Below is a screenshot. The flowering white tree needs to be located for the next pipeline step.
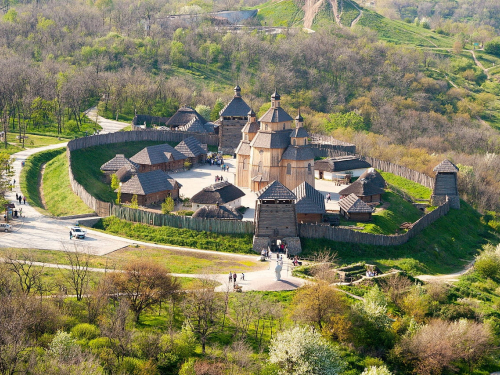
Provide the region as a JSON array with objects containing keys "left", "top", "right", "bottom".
[
  {"left": 268, "top": 326, "right": 345, "bottom": 375},
  {"left": 361, "top": 365, "right": 393, "bottom": 375}
]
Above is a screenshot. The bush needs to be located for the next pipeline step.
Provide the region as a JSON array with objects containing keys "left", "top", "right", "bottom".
[
  {"left": 88, "top": 337, "right": 112, "bottom": 351},
  {"left": 71, "top": 323, "right": 100, "bottom": 340},
  {"left": 485, "top": 38, "right": 500, "bottom": 57},
  {"left": 475, "top": 245, "right": 500, "bottom": 279}
]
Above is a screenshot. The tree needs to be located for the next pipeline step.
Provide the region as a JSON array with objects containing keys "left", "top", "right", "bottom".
[
  {"left": 4, "top": 252, "right": 45, "bottom": 294},
  {"left": 182, "top": 277, "right": 225, "bottom": 354},
  {"left": 268, "top": 326, "right": 346, "bottom": 375},
  {"left": 161, "top": 196, "right": 174, "bottom": 214},
  {"left": 484, "top": 38, "right": 500, "bottom": 57},
  {"left": 130, "top": 194, "right": 138, "bottom": 209},
  {"left": 106, "top": 260, "right": 180, "bottom": 323},
  {"left": 60, "top": 243, "right": 93, "bottom": 301},
  {"left": 110, "top": 174, "right": 119, "bottom": 190},
  {"left": 474, "top": 244, "right": 500, "bottom": 279},
  {"left": 0, "top": 152, "right": 13, "bottom": 207},
  {"left": 361, "top": 365, "right": 393, "bottom": 375},
  {"left": 291, "top": 281, "right": 346, "bottom": 330},
  {"left": 210, "top": 99, "right": 224, "bottom": 121}
]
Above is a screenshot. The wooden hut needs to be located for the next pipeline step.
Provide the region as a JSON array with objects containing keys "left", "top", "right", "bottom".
[
  {"left": 358, "top": 168, "right": 386, "bottom": 189},
  {"left": 338, "top": 178, "right": 385, "bottom": 203},
  {"left": 431, "top": 159, "right": 460, "bottom": 209},
  {"left": 339, "top": 193, "right": 374, "bottom": 222},
  {"left": 174, "top": 136, "right": 208, "bottom": 165},
  {"left": 292, "top": 181, "right": 326, "bottom": 223},
  {"left": 192, "top": 205, "right": 243, "bottom": 220},
  {"left": 117, "top": 170, "right": 181, "bottom": 206},
  {"left": 165, "top": 106, "right": 207, "bottom": 129},
  {"left": 314, "top": 156, "right": 371, "bottom": 181},
  {"left": 129, "top": 144, "right": 187, "bottom": 172},
  {"left": 100, "top": 154, "right": 139, "bottom": 181},
  {"left": 191, "top": 181, "right": 245, "bottom": 209}
]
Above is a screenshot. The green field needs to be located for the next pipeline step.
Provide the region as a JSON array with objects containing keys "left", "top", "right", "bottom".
[
  {"left": 7, "top": 133, "right": 69, "bottom": 149},
  {"left": 253, "top": 0, "right": 304, "bottom": 27}
]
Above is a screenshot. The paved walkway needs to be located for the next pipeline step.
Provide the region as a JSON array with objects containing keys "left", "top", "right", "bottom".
[{"left": 85, "top": 107, "right": 130, "bottom": 134}]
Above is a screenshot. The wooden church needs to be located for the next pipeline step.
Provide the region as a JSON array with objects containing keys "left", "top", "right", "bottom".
[{"left": 234, "top": 91, "right": 315, "bottom": 192}]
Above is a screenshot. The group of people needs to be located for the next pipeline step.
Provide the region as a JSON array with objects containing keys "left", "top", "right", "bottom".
[
  {"left": 228, "top": 271, "right": 244, "bottom": 285},
  {"left": 207, "top": 154, "right": 224, "bottom": 166},
  {"left": 215, "top": 175, "right": 227, "bottom": 183},
  {"left": 292, "top": 256, "right": 301, "bottom": 266},
  {"left": 220, "top": 164, "right": 229, "bottom": 172},
  {"left": 366, "top": 270, "right": 378, "bottom": 277},
  {"left": 15, "top": 193, "right": 26, "bottom": 205}
]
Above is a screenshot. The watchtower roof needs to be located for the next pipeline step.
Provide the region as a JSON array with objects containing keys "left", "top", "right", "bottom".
[
  {"left": 257, "top": 180, "right": 296, "bottom": 200},
  {"left": 433, "top": 159, "right": 459, "bottom": 173},
  {"left": 293, "top": 181, "right": 325, "bottom": 214}
]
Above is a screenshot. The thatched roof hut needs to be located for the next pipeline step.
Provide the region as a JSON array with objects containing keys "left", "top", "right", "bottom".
[
  {"left": 339, "top": 178, "right": 385, "bottom": 203},
  {"left": 192, "top": 205, "right": 242, "bottom": 220},
  {"left": 358, "top": 168, "right": 386, "bottom": 189}
]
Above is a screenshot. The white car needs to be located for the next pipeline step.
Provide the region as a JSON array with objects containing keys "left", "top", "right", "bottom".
[
  {"left": 70, "top": 226, "right": 86, "bottom": 239},
  {"left": 0, "top": 223, "right": 12, "bottom": 232}
]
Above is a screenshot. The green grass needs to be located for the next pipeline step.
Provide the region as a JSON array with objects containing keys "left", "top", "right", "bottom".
[
  {"left": 42, "top": 152, "right": 94, "bottom": 216},
  {"left": 71, "top": 141, "right": 173, "bottom": 202},
  {"left": 0, "top": 143, "right": 23, "bottom": 156},
  {"left": 340, "top": 0, "right": 360, "bottom": 27},
  {"left": 356, "top": 9, "right": 453, "bottom": 48},
  {"left": 312, "top": 0, "right": 335, "bottom": 28},
  {"left": 93, "top": 216, "right": 254, "bottom": 253},
  {"left": 19, "top": 148, "right": 66, "bottom": 211},
  {"left": 340, "top": 192, "right": 423, "bottom": 234},
  {"left": 302, "top": 200, "right": 498, "bottom": 276},
  {"left": 379, "top": 171, "right": 432, "bottom": 200},
  {"left": 253, "top": 0, "right": 305, "bottom": 27},
  {"left": 6, "top": 133, "right": 69, "bottom": 149}
]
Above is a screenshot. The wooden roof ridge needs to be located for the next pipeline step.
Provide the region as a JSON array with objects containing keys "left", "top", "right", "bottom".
[
  {"left": 339, "top": 193, "right": 373, "bottom": 213},
  {"left": 433, "top": 159, "right": 459, "bottom": 173},
  {"left": 101, "top": 154, "right": 139, "bottom": 172},
  {"left": 257, "top": 180, "right": 296, "bottom": 200},
  {"left": 358, "top": 168, "right": 387, "bottom": 188},
  {"left": 192, "top": 205, "right": 243, "bottom": 220},
  {"left": 338, "top": 178, "right": 385, "bottom": 197},
  {"left": 293, "top": 181, "right": 326, "bottom": 214},
  {"left": 191, "top": 181, "right": 245, "bottom": 204},
  {"left": 117, "top": 169, "right": 180, "bottom": 195}
]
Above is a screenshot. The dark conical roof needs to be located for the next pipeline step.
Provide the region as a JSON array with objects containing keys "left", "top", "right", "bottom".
[
  {"left": 433, "top": 159, "right": 459, "bottom": 173},
  {"left": 339, "top": 178, "right": 385, "bottom": 197},
  {"left": 257, "top": 180, "right": 296, "bottom": 200},
  {"left": 359, "top": 168, "right": 386, "bottom": 189},
  {"left": 295, "top": 109, "right": 303, "bottom": 122},
  {"left": 248, "top": 109, "right": 256, "bottom": 117},
  {"left": 271, "top": 89, "right": 280, "bottom": 100},
  {"left": 234, "top": 85, "right": 241, "bottom": 97}
]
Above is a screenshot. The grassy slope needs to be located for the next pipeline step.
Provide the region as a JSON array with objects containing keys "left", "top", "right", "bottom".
[
  {"left": 71, "top": 141, "right": 174, "bottom": 202},
  {"left": 253, "top": 0, "right": 304, "bottom": 27},
  {"left": 380, "top": 171, "right": 432, "bottom": 200},
  {"left": 43, "top": 152, "right": 94, "bottom": 216},
  {"left": 20, "top": 148, "right": 66, "bottom": 212},
  {"left": 6, "top": 133, "right": 70, "bottom": 149}
]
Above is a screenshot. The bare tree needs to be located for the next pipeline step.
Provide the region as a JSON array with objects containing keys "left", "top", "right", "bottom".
[
  {"left": 99, "top": 298, "right": 133, "bottom": 361},
  {"left": 182, "top": 276, "right": 225, "bottom": 354},
  {"left": 380, "top": 272, "right": 413, "bottom": 306},
  {"left": 60, "top": 242, "right": 95, "bottom": 301},
  {"left": 4, "top": 251, "right": 45, "bottom": 295}
]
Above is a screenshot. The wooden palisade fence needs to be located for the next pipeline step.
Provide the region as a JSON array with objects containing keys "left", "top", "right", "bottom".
[{"left": 299, "top": 200, "right": 450, "bottom": 245}]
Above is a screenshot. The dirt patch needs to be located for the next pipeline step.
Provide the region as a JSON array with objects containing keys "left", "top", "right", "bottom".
[
  {"left": 39, "top": 163, "right": 47, "bottom": 210},
  {"left": 303, "top": 0, "right": 325, "bottom": 29}
]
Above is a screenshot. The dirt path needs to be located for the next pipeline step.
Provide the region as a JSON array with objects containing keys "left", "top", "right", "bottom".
[
  {"left": 348, "top": 0, "right": 363, "bottom": 27},
  {"left": 39, "top": 163, "right": 48, "bottom": 210},
  {"left": 467, "top": 49, "right": 490, "bottom": 79},
  {"left": 416, "top": 261, "right": 474, "bottom": 282},
  {"left": 303, "top": 0, "right": 326, "bottom": 29}
]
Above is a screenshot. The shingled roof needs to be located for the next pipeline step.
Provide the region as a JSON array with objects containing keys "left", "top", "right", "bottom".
[
  {"left": 433, "top": 159, "right": 459, "bottom": 173},
  {"left": 281, "top": 145, "right": 315, "bottom": 161},
  {"left": 117, "top": 170, "right": 181, "bottom": 195},
  {"left": 177, "top": 118, "right": 209, "bottom": 133},
  {"left": 257, "top": 180, "right": 296, "bottom": 200},
  {"left": 192, "top": 205, "right": 243, "bottom": 220},
  {"left": 130, "top": 144, "right": 186, "bottom": 165},
  {"left": 101, "top": 154, "right": 139, "bottom": 172},
  {"left": 314, "top": 156, "right": 371, "bottom": 172},
  {"left": 359, "top": 168, "right": 386, "bottom": 189},
  {"left": 235, "top": 141, "right": 251, "bottom": 156},
  {"left": 219, "top": 96, "right": 251, "bottom": 117},
  {"left": 339, "top": 178, "right": 385, "bottom": 197},
  {"left": 115, "top": 164, "right": 138, "bottom": 183},
  {"left": 290, "top": 126, "right": 308, "bottom": 138},
  {"left": 259, "top": 106, "right": 294, "bottom": 123},
  {"left": 174, "top": 136, "right": 208, "bottom": 158},
  {"left": 293, "top": 182, "right": 325, "bottom": 214},
  {"left": 339, "top": 193, "right": 374, "bottom": 213},
  {"left": 165, "top": 107, "right": 207, "bottom": 128},
  {"left": 250, "top": 130, "right": 291, "bottom": 149},
  {"left": 191, "top": 181, "right": 245, "bottom": 205},
  {"left": 241, "top": 120, "right": 260, "bottom": 134}
]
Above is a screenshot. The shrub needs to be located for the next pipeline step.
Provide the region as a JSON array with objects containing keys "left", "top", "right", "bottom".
[
  {"left": 88, "top": 337, "right": 112, "bottom": 351},
  {"left": 71, "top": 323, "right": 100, "bottom": 340},
  {"left": 475, "top": 245, "right": 500, "bottom": 279},
  {"left": 117, "top": 357, "right": 145, "bottom": 375},
  {"left": 485, "top": 38, "right": 500, "bottom": 57}
]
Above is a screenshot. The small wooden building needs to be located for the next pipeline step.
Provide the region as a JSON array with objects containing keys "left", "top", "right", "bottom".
[
  {"left": 100, "top": 154, "right": 139, "bottom": 182},
  {"left": 192, "top": 205, "right": 243, "bottom": 220},
  {"left": 191, "top": 181, "right": 245, "bottom": 210},
  {"left": 431, "top": 159, "right": 460, "bottom": 209},
  {"left": 293, "top": 181, "right": 326, "bottom": 223},
  {"left": 339, "top": 193, "right": 374, "bottom": 222},
  {"left": 314, "top": 156, "right": 371, "bottom": 181},
  {"left": 165, "top": 106, "right": 207, "bottom": 129},
  {"left": 174, "top": 136, "right": 208, "bottom": 165},
  {"left": 358, "top": 168, "right": 386, "bottom": 189},
  {"left": 339, "top": 178, "right": 385, "bottom": 203},
  {"left": 129, "top": 143, "right": 187, "bottom": 173},
  {"left": 117, "top": 170, "right": 181, "bottom": 206}
]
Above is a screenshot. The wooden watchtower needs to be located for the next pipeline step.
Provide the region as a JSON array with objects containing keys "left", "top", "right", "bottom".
[
  {"left": 431, "top": 160, "right": 460, "bottom": 209},
  {"left": 252, "top": 180, "right": 302, "bottom": 255}
]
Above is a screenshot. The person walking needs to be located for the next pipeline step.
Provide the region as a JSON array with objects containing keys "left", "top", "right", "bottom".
[
  {"left": 15, "top": 193, "right": 18, "bottom": 201},
  {"left": 229, "top": 271, "right": 233, "bottom": 283},
  {"left": 18, "top": 195, "right": 21, "bottom": 204},
  {"left": 23, "top": 196, "right": 26, "bottom": 205},
  {"left": 19, "top": 208, "right": 22, "bottom": 217},
  {"left": 69, "top": 230, "right": 73, "bottom": 240},
  {"left": 233, "top": 272, "right": 237, "bottom": 285},
  {"left": 241, "top": 273, "right": 245, "bottom": 281},
  {"left": 326, "top": 193, "right": 331, "bottom": 202}
]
